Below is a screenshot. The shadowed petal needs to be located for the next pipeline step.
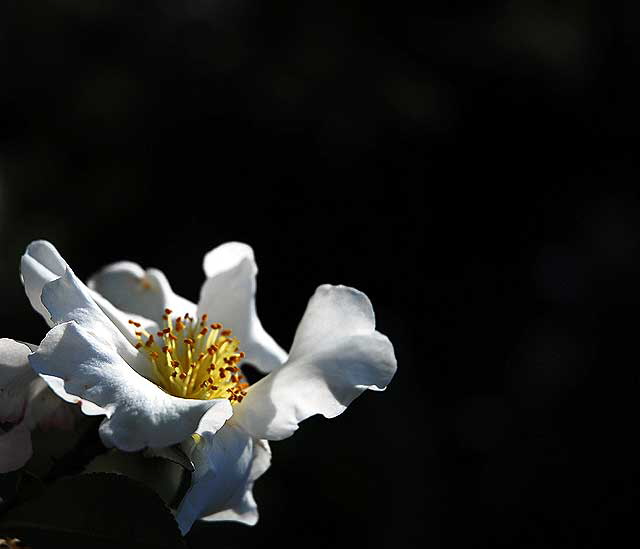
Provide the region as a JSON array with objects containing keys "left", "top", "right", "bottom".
[
  {"left": 0, "top": 338, "right": 65, "bottom": 472},
  {"left": 175, "top": 423, "right": 263, "bottom": 534},
  {"left": 88, "top": 261, "right": 196, "bottom": 325},
  {"left": 198, "top": 433, "right": 271, "bottom": 526},
  {"left": 0, "top": 338, "right": 36, "bottom": 422},
  {"left": 0, "top": 423, "right": 32, "bottom": 473}
]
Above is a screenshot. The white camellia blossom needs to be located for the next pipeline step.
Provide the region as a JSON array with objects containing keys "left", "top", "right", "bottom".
[{"left": 20, "top": 240, "right": 397, "bottom": 534}]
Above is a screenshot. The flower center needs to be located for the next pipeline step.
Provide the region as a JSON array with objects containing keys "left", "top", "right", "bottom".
[{"left": 128, "top": 309, "right": 248, "bottom": 403}]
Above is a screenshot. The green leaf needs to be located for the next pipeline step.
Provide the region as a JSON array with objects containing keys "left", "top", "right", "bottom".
[
  {"left": 0, "top": 473, "right": 187, "bottom": 548},
  {"left": 84, "top": 448, "right": 191, "bottom": 508}
]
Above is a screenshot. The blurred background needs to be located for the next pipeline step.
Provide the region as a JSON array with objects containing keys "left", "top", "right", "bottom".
[{"left": 1, "top": 1, "right": 639, "bottom": 547}]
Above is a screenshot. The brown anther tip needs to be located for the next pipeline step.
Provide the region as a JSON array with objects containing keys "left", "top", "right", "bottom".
[
  {"left": 230, "top": 375, "right": 238, "bottom": 383},
  {"left": 157, "top": 331, "right": 164, "bottom": 337},
  {"left": 237, "top": 395, "right": 244, "bottom": 402},
  {"left": 184, "top": 338, "right": 194, "bottom": 345},
  {"left": 162, "top": 315, "right": 168, "bottom": 320},
  {"left": 239, "top": 352, "right": 246, "bottom": 358},
  {"left": 162, "top": 328, "right": 171, "bottom": 334},
  {"left": 200, "top": 327, "right": 208, "bottom": 335},
  {"left": 128, "top": 320, "right": 141, "bottom": 327},
  {"left": 135, "top": 343, "right": 143, "bottom": 349},
  {"left": 211, "top": 385, "right": 218, "bottom": 390},
  {"left": 150, "top": 352, "right": 159, "bottom": 358},
  {"left": 179, "top": 372, "right": 187, "bottom": 379},
  {"left": 171, "top": 372, "right": 177, "bottom": 377},
  {"left": 171, "top": 360, "right": 180, "bottom": 367},
  {"left": 211, "top": 323, "right": 222, "bottom": 330},
  {"left": 201, "top": 314, "right": 208, "bottom": 322},
  {"left": 165, "top": 308, "right": 173, "bottom": 315},
  {"left": 169, "top": 334, "right": 177, "bottom": 340},
  {"left": 135, "top": 331, "right": 143, "bottom": 336},
  {"left": 221, "top": 329, "right": 232, "bottom": 336},
  {"left": 162, "top": 345, "right": 170, "bottom": 353}
]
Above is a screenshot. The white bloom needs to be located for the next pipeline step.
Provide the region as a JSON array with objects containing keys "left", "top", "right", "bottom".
[{"left": 20, "top": 240, "right": 397, "bottom": 534}]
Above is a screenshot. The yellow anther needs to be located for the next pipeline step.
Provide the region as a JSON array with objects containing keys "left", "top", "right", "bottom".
[{"left": 129, "top": 310, "right": 246, "bottom": 403}]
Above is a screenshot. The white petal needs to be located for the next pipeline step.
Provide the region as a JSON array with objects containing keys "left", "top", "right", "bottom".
[
  {"left": 287, "top": 284, "right": 376, "bottom": 362},
  {"left": 0, "top": 423, "right": 32, "bottom": 473},
  {"left": 0, "top": 338, "right": 66, "bottom": 472},
  {"left": 232, "top": 285, "right": 397, "bottom": 440},
  {"left": 197, "top": 242, "right": 286, "bottom": 373},
  {"left": 87, "top": 261, "right": 196, "bottom": 325},
  {"left": 198, "top": 434, "right": 271, "bottom": 527},
  {"left": 0, "top": 338, "right": 36, "bottom": 422},
  {"left": 28, "top": 321, "right": 233, "bottom": 452},
  {"left": 23, "top": 376, "right": 69, "bottom": 430},
  {"left": 175, "top": 423, "right": 263, "bottom": 534},
  {"left": 21, "top": 241, "right": 153, "bottom": 380},
  {"left": 20, "top": 240, "right": 68, "bottom": 325}
]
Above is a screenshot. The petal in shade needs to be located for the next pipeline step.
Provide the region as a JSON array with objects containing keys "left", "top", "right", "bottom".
[
  {"left": 232, "top": 285, "right": 397, "bottom": 440},
  {"left": 197, "top": 242, "right": 286, "bottom": 374},
  {"left": 87, "top": 261, "right": 196, "bottom": 325},
  {"left": 0, "top": 338, "right": 36, "bottom": 422},
  {"left": 175, "top": 423, "right": 266, "bottom": 534},
  {"left": 0, "top": 423, "right": 32, "bottom": 473},
  {"left": 198, "top": 433, "right": 271, "bottom": 527},
  {"left": 0, "top": 338, "right": 35, "bottom": 472},
  {"left": 0, "top": 338, "right": 66, "bottom": 472},
  {"left": 28, "top": 321, "right": 233, "bottom": 452}
]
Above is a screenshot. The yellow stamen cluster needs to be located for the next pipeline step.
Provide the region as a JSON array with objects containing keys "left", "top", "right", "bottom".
[{"left": 129, "top": 309, "right": 248, "bottom": 403}]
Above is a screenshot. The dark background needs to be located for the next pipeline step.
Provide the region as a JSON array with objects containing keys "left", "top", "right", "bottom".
[{"left": 1, "top": 1, "right": 639, "bottom": 547}]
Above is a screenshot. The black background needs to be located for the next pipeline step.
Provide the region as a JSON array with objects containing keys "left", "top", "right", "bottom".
[{"left": 1, "top": 1, "right": 639, "bottom": 548}]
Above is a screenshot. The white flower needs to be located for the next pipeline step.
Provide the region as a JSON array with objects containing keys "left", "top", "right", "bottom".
[
  {"left": 0, "top": 339, "right": 73, "bottom": 473},
  {"left": 20, "top": 240, "right": 397, "bottom": 534}
]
